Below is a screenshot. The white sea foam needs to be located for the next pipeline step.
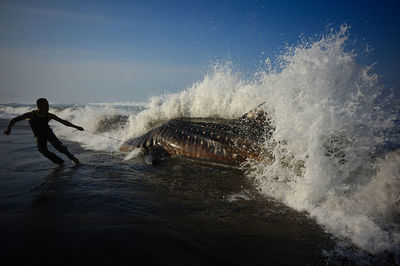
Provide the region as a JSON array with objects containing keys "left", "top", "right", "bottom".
[
  {"left": 227, "top": 192, "right": 251, "bottom": 202},
  {"left": 244, "top": 26, "right": 399, "bottom": 259},
  {"left": 0, "top": 105, "right": 35, "bottom": 119}
]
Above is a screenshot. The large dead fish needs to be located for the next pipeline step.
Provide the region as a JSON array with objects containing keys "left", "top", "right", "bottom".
[{"left": 120, "top": 108, "right": 273, "bottom": 165}]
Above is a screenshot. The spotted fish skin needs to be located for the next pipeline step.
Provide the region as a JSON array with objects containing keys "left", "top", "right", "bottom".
[{"left": 120, "top": 117, "right": 271, "bottom": 164}]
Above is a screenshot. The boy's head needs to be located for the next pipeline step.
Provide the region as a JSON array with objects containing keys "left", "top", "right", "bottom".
[{"left": 36, "top": 98, "right": 49, "bottom": 112}]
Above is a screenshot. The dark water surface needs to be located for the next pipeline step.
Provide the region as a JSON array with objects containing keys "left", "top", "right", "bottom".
[{"left": 0, "top": 119, "right": 335, "bottom": 265}]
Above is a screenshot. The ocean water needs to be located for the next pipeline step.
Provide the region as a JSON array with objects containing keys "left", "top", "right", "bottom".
[{"left": 1, "top": 27, "right": 399, "bottom": 265}]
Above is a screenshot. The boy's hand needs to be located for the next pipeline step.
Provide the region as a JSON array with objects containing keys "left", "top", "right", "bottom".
[
  {"left": 3, "top": 128, "right": 11, "bottom": 135},
  {"left": 76, "top": 126, "right": 84, "bottom": 131}
]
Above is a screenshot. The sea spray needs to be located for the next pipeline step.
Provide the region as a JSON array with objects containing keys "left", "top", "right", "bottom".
[
  {"left": 51, "top": 103, "right": 146, "bottom": 151},
  {"left": 247, "top": 26, "right": 399, "bottom": 259},
  {"left": 124, "top": 63, "right": 261, "bottom": 137}
]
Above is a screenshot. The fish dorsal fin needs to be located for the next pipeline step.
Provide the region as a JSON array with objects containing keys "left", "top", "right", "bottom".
[{"left": 241, "top": 102, "right": 266, "bottom": 121}]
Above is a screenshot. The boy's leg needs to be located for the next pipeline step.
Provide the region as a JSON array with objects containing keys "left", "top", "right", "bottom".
[
  {"left": 35, "top": 136, "right": 64, "bottom": 165},
  {"left": 48, "top": 131, "right": 79, "bottom": 164}
]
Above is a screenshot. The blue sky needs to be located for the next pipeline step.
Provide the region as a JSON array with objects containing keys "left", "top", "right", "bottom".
[{"left": 0, "top": 0, "right": 399, "bottom": 103}]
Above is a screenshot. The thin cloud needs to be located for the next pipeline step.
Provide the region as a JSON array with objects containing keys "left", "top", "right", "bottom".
[
  {"left": 0, "top": 3, "right": 128, "bottom": 25},
  {"left": 0, "top": 48, "right": 102, "bottom": 58},
  {"left": 0, "top": 49, "right": 203, "bottom": 103}
]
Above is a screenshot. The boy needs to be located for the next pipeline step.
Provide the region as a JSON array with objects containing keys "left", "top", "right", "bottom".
[{"left": 3, "top": 98, "right": 84, "bottom": 167}]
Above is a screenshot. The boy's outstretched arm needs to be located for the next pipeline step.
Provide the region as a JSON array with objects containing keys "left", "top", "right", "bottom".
[
  {"left": 3, "top": 112, "right": 32, "bottom": 135},
  {"left": 49, "top": 113, "right": 84, "bottom": 131}
]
